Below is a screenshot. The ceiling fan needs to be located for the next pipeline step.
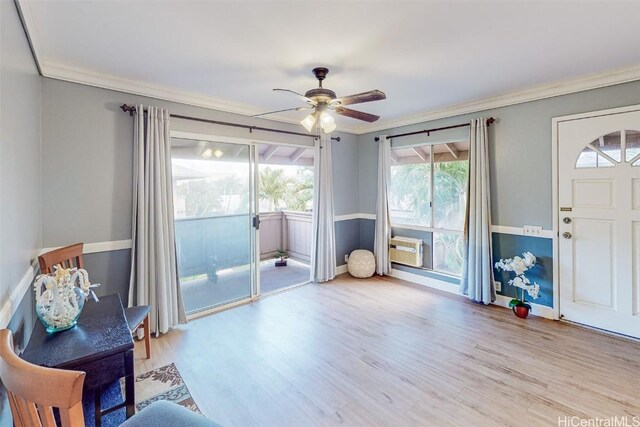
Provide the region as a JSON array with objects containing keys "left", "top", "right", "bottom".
[{"left": 253, "top": 67, "right": 386, "bottom": 133}]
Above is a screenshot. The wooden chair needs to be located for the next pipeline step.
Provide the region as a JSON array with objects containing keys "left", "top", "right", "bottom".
[
  {"left": 38, "top": 243, "right": 152, "bottom": 359},
  {"left": 0, "top": 329, "right": 86, "bottom": 426},
  {"left": 1, "top": 329, "right": 220, "bottom": 427}
]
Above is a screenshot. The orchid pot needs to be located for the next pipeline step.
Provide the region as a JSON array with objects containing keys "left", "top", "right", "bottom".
[{"left": 495, "top": 252, "right": 541, "bottom": 320}]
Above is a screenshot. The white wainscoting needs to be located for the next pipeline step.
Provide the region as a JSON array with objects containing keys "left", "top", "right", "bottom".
[
  {"left": 0, "top": 260, "right": 39, "bottom": 329},
  {"left": 0, "top": 241, "right": 133, "bottom": 329},
  {"left": 389, "top": 267, "right": 554, "bottom": 320}
]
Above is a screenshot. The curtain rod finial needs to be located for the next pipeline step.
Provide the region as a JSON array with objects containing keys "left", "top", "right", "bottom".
[{"left": 120, "top": 104, "right": 136, "bottom": 116}]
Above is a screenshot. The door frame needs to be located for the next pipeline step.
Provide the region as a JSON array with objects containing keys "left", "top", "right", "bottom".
[
  {"left": 171, "top": 130, "right": 315, "bottom": 318},
  {"left": 551, "top": 103, "right": 640, "bottom": 322}
]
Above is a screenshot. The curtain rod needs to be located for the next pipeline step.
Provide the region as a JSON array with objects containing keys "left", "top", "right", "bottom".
[
  {"left": 119, "top": 104, "right": 341, "bottom": 142},
  {"left": 374, "top": 117, "right": 495, "bottom": 142}
]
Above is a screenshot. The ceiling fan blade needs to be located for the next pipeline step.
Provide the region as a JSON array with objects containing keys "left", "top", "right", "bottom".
[
  {"left": 251, "top": 106, "right": 312, "bottom": 118},
  {"left": 273, "top": 89, "right": 317, "bottom": 105},
  {"left": 334, "top": 107, "right": 380, "bottom": 123},
  {"left": 332, "top": 90, "right": 386, "bottom": 106}
]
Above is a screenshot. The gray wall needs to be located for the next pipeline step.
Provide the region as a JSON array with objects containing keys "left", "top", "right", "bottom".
[
  {"left": 1, "top": 0, "right": 43, "bottom": 421},
  {"left": 0, "top": 0, "right": 42, "bottom": 337},
  {"left": 41, "top": 79, "right": 361, "bottom": 247},
  {"left": 358, "top": 80, "right": 640, "bottom": 229},
  {"left": 40, "top": 79, "right": 363, "bottom": 289},
  {"left": 357, "top": 80, "right": 640, "bottom": 303}
]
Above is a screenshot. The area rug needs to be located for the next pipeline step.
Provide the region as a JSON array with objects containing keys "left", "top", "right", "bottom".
[
  {"left": 82, "top": 363, "right": 200, "bottom": 426},
  {"left": 134, "top": 363, "right": 201, "bottom": 413}
]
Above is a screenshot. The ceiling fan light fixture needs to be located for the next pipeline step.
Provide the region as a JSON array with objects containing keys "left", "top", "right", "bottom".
[
  {"left": 201, "top": 147, "right": 213, "bottom": 159},
  {"left": 300, "top": 113, "right": 316, "bottom": 132},
  {"left": 321, "top": 112, "right": 335, "bottom": 126},
  {"left": 322, "top": 122, "right": 337, "bottom": 133}
]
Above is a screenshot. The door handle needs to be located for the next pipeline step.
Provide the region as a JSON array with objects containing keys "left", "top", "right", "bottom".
[
  {"left": 562, "top": 232, "right": 572, "bottom": 239},
  {"left": 253, "top": 215, "right": 260, "bottom": 230}
]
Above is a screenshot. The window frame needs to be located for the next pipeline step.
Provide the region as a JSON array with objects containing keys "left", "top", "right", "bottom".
[{"left": 388, "top": 140, "right": 469, "bottom": 277}]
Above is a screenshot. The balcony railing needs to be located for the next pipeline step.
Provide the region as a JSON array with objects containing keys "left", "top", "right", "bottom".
[{"left": 174, "top": 211, "right": 312, "bottom": 278}]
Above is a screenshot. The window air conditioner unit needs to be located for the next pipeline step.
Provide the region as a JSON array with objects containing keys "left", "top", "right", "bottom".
[{"left": 389, "top": 236, "right": 423, "bottom": 268}]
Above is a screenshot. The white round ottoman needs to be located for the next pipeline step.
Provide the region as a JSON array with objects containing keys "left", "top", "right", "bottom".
[{"left": 347, "top": 249, "right": 376, "bottom": 278}]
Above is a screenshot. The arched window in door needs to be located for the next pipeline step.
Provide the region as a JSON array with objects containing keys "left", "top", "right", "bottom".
[{"left": 576, "top": 130, "right": 640, "bottom": 168}]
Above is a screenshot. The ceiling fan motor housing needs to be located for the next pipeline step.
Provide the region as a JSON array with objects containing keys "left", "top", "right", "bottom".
[
  {"left": 305, "top": 67, "right": 337, "bottom": 103},
  {"left": 304, "top": 88, "right": 337, "bottom": 104}
]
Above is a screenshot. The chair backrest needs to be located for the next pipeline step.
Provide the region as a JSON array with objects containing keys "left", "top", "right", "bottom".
[
  {"left": 38, "top": 243, "right": 84, "bottom": 274},
  {"left": 0, "top": 329, "right": 86, "bottom": 427}
]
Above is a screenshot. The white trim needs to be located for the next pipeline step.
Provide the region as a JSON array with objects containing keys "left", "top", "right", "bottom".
[
  {"left": 14, "top": 0, "right": 42, "bottom": 73},
  {"left": 336, "top": 264, "right": 349, "bottom": 275},
  {"left": 389, "top": 268, "right": 460, "bottom": 294},
  {"left": 389, "top": 223, "right": 554, "bottom": 239},
  {"left": 14, "top": 0, "right": 640, "bottom": 136},
  {"left": 40, "top": 60, "right": 640, "bottom": 136},
  {"left": 392, "top": 223, "right": 463, "bottom": 235},
  {"left": 352, "top": 64, "right": 640, "bottom": 134},
  {"left": 170, "top": 130, "right": 314, "bottom": 150},
  {"left": 389, "top": 268, "right": 554, "bottom": 319},
  {"left": 0, "top": 260, "right": 39, "bottom": 329},
  {"left": 334, "top": 213, "right": 376, "bottom": 222},
  {"left": 552, "top": 115, "right": 561, "bottom": 320},
  {"left": 40, "top": 239, "right": 133, "bottom": 256},
  {"left": 490, "top": 225, "right": 555, "bottom": 239}
]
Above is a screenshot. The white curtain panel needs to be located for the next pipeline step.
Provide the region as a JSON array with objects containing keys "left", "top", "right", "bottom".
[
  {"left": 460, "top": 118, "right": 496, "bottom": 304},
  {"left": 129, "top": 105, "right": 186, "bottom": 335},
  {"left": 310, "top": 133, "right": 337, "bottom": 282},
  {"left": 374, "top": 135, "right": 391, "bottom": 275}
]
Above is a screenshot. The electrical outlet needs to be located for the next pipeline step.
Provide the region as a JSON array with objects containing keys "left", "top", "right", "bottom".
[
  {"left": 494, "top": 281, "right": 502, "bottom": 292},
  {"left": 523, "top": 225, "right": 543, "bottom": 236},
  {"left": 344, "top": 254, "right": 349, "bottom": 263}
]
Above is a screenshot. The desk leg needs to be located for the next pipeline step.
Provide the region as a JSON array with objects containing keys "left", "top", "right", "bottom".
[
  {"left": 94, "top": 385, "right": 102, "bottom": 427},
  {"left": 124, "top": 349, "right": 135, "bottom": 418}
]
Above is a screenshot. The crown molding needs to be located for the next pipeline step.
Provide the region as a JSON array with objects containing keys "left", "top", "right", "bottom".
[
  {"left": 41, "top": 61, "right": 279, "bottom": 121},
  {"left": 353, "top": 63, "right": 640, "bottom": 134},
  {"left": 14, "top": 0, "right": 43, "bottom": 74},
  {"left": 41, "top": 60, "right": 364, "bottom": 133}
]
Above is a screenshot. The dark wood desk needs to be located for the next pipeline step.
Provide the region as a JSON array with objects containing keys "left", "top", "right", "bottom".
[{"left": 22, "top": 294, "right": 135, "bottom": 426}]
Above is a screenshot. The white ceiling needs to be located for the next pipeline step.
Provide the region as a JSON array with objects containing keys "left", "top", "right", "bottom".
[{"left": 22, "top": 0, "right": 640, "bottom": 133}]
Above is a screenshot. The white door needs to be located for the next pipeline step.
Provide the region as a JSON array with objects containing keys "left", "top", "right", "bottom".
[{"left": 558, "top": 109, "right": 640, "bottom": 338}]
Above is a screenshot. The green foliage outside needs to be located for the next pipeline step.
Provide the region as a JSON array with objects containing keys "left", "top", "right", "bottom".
[
  {"left": 175, "top": 174, "right": 246, "bottom": 218},
  {"left": 259, "top": 166, "right": 313, "bottom": 212},
  {"left": 390, "top": 159, "right": 469, "bottom": 274}
]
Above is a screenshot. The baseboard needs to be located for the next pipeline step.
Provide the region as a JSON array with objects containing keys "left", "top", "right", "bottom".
[
  {"left": 336, "top": 264, "right": 349, "bottom": 275},
  {"left": 389, "top": 268, "right": 460, "bottom": 294},
  {"left": 389, "top": 268, "right": 554, "bottom": 319},
  {"left": 493, "top": 294, "right": 555, "bottom": 319},
  {"left": 0, "top": 260, "right": 39, "bottom": 329}
]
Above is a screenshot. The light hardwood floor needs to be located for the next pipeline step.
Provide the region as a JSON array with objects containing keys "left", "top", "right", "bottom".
[{"left": 133, "top": 274, "right": 640, "bottom": 426}]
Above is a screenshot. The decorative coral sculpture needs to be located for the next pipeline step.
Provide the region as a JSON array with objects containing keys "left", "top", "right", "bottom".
[{"left": 33, "top": 265, "right": 100, "bottom": 333}]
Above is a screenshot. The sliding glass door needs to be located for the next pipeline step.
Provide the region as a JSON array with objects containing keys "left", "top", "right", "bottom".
[{"left": 171, "top": 137, "right": 258, "bottom": 315}]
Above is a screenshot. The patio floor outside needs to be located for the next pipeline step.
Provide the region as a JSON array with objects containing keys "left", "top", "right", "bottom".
[{"left": 181, "top": 258, "right": 311, "bottom": 314}]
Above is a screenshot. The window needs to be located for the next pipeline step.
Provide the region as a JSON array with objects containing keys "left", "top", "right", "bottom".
[
  {"left": 389, "top": 142, "right": 469, "bottom": 276},
  {"left": 575, "top": 130, "right": 640, "bottom": 168}
]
